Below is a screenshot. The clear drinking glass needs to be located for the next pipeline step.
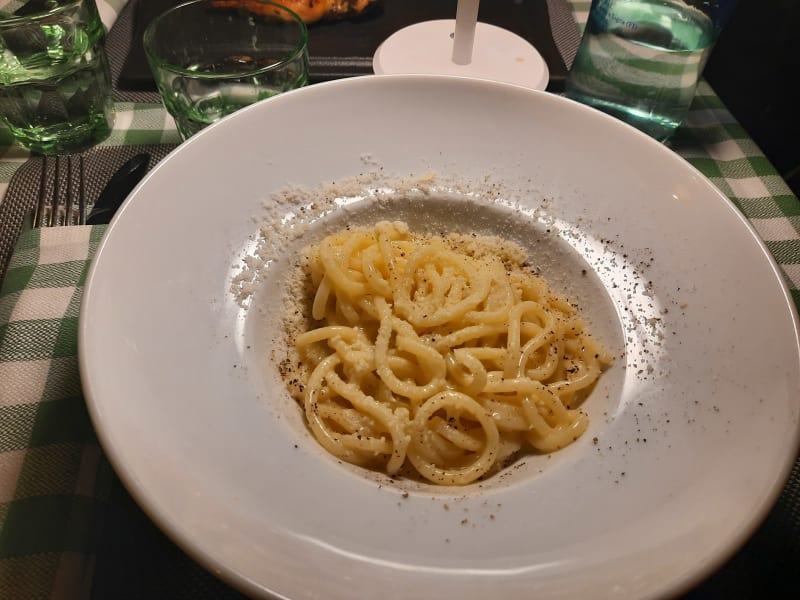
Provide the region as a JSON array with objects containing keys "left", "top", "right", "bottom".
[
  {"left": 0, "top": 0, "right": 115, "bottom": 154},
  {"left": 564, "top": 0, "right": 737, "bottom": 142},
  {"left": 144, "top": 0, "right": 309, "bottom": 140}
]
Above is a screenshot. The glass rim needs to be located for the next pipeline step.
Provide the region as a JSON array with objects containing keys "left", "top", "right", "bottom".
[
  {"left": 0, "top": 0, "right": 85, "bottom": 27},
  {"left": 143, "top": 0, "right": 309, "bottom": 79}
]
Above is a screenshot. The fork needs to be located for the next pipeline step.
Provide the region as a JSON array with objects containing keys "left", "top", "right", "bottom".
[{"left": 32, "top": 154, "right": 86, "bottom": 228}]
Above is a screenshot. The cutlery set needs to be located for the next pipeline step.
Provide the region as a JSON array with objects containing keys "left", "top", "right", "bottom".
[{"left": 30, "top": 153, "right": 150, "bottom": 228}]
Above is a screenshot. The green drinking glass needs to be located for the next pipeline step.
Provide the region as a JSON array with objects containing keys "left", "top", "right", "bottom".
[
  {"left": 0, "top": 0, "right": 114, "bottom": 154},
  {"left": 144, "top": 0, "right": 309, "bottom": 140}
]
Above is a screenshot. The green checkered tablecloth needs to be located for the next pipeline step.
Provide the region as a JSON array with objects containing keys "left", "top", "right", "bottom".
[
  {"left": 0, "top": 226, "right": 109, "bottom": 600},
  {"left": 1, "top": 1, "right": 799, "bottom": 599}
]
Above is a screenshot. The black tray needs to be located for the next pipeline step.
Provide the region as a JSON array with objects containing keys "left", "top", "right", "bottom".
[{"left": 119, "top": 0, "right": 569, "bottom": 92}]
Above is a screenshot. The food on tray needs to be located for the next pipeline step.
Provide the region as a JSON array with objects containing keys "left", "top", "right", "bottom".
[{"left": 211, "top": 0, "right": 379, "bottom": 23}]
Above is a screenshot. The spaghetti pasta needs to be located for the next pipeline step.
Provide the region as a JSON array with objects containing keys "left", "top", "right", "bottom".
[{"left": 287, "top": 221, "right": 612, "bottom": 485}]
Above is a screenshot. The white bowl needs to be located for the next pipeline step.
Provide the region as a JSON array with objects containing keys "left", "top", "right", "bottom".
[{"left": 79, "top": 75, "right": 800, "bottom": 599}]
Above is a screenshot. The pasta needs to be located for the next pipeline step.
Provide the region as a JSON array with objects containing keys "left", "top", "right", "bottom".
[{"left": 286, "top": 221, "right": 612, "bottom": 485}]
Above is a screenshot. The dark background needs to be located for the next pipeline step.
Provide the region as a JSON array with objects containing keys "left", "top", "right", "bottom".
[{"left": 703, "top": 0, "right": 800, "bottom": 197}]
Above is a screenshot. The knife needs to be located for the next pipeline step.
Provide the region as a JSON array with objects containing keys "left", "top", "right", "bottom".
[{"left": 86, "top": 153, "right": 151, "bottom": 225}]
